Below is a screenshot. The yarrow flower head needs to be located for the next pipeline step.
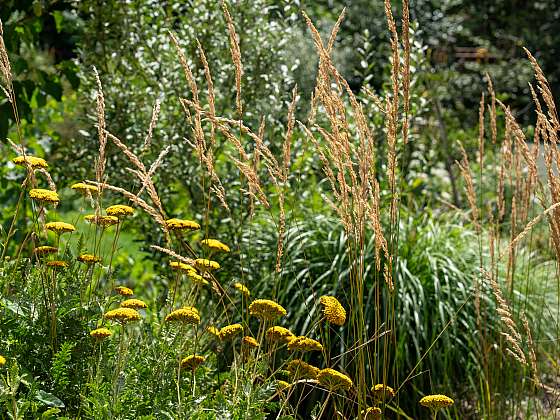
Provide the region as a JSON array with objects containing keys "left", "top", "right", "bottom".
[
  {"left": 287, "top": 336, "right": 323, "bottom": 352},
  {"left": 181, "top": 355, "right": 205, "bottom": 370},
  {"left": 105, "top": 205, "right": 134, "bottom": 217},
  {"left": 115, "top": 286, "right": 133, "bottom": 296},
  {"left": 90, "top": 327, "right": 112, "bottom": 340},
  {"left": 200, "top": 238, "right": 230, "bottom": 253},
  {"left": 29, "top": 189, "right": 59, "bottom": 204},
  {"left": 249, "top": 299, "right": 287, "bottom": 321},
  {"left": 317, "top": 368, "right": 353, "bottom": 392},
  {"left": 169, "top": 261, "right": 196, "bottom": 273},
  {"left": 104, "top": 308, "right": 141, "bottom": 324},
  {"left": 207, "top": 326, "right": 220, "bottom": 337},
  {"left": 34, "top": 246, "right": 58, "bottom": 256},
  {"left": 287, "top": 359, "right": 320, "bottom": 380},
  {"left": 120, "top": 299, "right": 147, "bottom": 309},
  {"left": 70, "top": 182, "right": 99, "bottom": 195},
  {"left": 242, "top": 336, "right": 259, "bottom": 349},
  {"left": 77, "top": 253, "right": 101, "bottom": 264},
  {"left": 187, "top": 271, "right": 209, "bottom": 286},
  {"left": 0, "top": 355, "right": 5, "bottom": 366},
  {"left": 165, "top": 218, "right": 200, "bottom": 231},
  {"left": 219, "top": 323, "right": 243, "bottom": 341},
  {"left": 266, "top": 326, "right": 295, "bottom": 344},
  {"left": 371, "top": 384, "right": 396, "bottom": 401},
  {"left": 85, "top": 214, "right": 119, "bottom": 227},
  {"left": 194, "top": 259, "right": 220, "bottom": 271},
  {"left": 362, "top": 407, "right": 382, "bottom": 419},
  {"left": 47, "top": 260, "right": 69, "bottom": 269},
  {"left": 233, "top": 282, "right": 250, "bottom": 297},
  {"left": 419, "top": 394, "right": 454, "bottom": 410},
  {"left": 319, "top": 296, "right": 346, "bottom": 326},
  {"left": 276, "top": 380, "right": 290, "bottom": 391},
  {"left": 165, "top": 307, "right": 200, "bottom": 324},
  {"left": 13, "top": 155, "right": 48, "bottom": 169},
  {"left": 45, "top": 221, "right": 76, "bottom": 235}
]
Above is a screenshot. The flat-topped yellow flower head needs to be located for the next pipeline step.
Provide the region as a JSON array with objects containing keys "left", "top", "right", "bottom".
[
  {"left": 120, "top": 299, "right": 147, "bottom": 309},
  {"left": 242, "top": 336, "right": 259, "bottom": 349},
  {"left": 104, "top": 308, "right": 141, "bottom": 323},
  {"left": 362, "top": 407, "right": 382, "bottom": 419},
  {"left": 419, "top": 394, "right": 454, "bottom": 410},
  {"left": 186, "top": 271, "right": 209, "bottom": 286},
  {"left": 181, "top": 354, "right": 205, "bottom": 370},
  {"left": 165, "top": 307, "right": 200, "bottom": 324},
  {"left": 13, "top": 155, "right": 48, "bottom": 169},
  {"left": 194, "top": 259, "right": 220, "bottom": 271},
  {"left": 45, "top": 222, "right": 76, "bottom": 234},
  {"left": 115, "top": 286, "right": 133, "bottom": 296},
  {"left": 85, "top": 215, "right": 119, "bottom": 227},
  {"left": 90, "top": 327, "right": 112, "bottom": 340},
  {"left": 169, "top": 261, "right": 196, "bottom": 273},
  {"left": 219, "top": 323, "right": 243, "bottom": 341},
  {"left": 317, "top": 368, "right": 353, "bottom": 392},
  {"left": 207, "top": 326, "right": 220, "bottom": 337},
  {"left": 165, "top": 218, "right": 200, "bottom": 231},
  {"left": 200, "top": 238, "right": 230, "bottom": 253},
  {"left": 0, "top": 355, "right": 6, "bottom": 367},
  {"left": 287, "top": 359, "right": 320, "bottom": 380},
  {"left": 233, "top": 282, "right": 250, "bottom": 297},
  {"left": 70, "top": 182, "right": 99, "bottom": 195},
  {"left": 319, "top": 295, "right": 346, "bottom": 326},
  {"left": 34, "top": 246, "right": 58, "bottom": 256},
  {"left": 47, "top": 260, "right": 69, "bottom": 269},
  {"left": 105, "top": 205, "right": 134, "bottom": 217},
  {"left": 265, "top": 326, "right": 295, "bottom": 344},
  {"left": 77, "top": 254, "right": 101, "bottom": 265},
  {"left": 249, "top": 299, "right": 286, "bottom": 321},
  {"left": 29, "top": 189, "right": 59, "bottom": 204},
  {"left": 371, "top": 384, "right": 396, "bottom": 401},
  {"left": 287, "top": 336, "right": 323, "bottom": 352}
]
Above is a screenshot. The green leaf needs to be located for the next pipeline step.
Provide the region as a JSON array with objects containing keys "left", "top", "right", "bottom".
[
  {"left": 52, "top": 11, "right": 64, "bottom": 33},
  {"left": 35, "top": 390, "right": 65, "bottom": 408}
]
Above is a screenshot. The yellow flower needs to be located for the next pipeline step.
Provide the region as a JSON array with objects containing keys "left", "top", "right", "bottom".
[
  {"left": 194, "top": 259, "right": 220, "bottom": 271},
  {"left": 104, "top": 308, "right": 141, "bottom": 323},
  {"left": 0, "top": 355, "right": 5, "bottom": 367},
  {"left": 419, "top": 394, "right": 454, "bottom": 410},
  {"left": 287, "top": 336, "right": 323, "bottom": 352},
  {"left": 287, "top": 359, "right": 320, "bottom": 380},
  {"left": 200, "top": 238, "right": 230, "bottom": 253},
  {"left": 13, "top": 155, "right": 48, "bottom": 169},
  {"left": 276, "top": 380, "right": 290, "bottom": 391},
  {"left": 317, "top": 368, "right": 353, "bottom": 392},
  {"left": 219, "top": 323, "right": 243, "bottom": 340},
  {"left": 29, "top": 189, "right": 59, "bottom": 204},
  {"left": 115, "top": 286, "right": 133, "bottom": 296},
  {"left": 77, "top": 254, "right": 101, "bottom": 264},
  {"left": 207, "top": 326, "right": 220, "bottom": 337},
  {"left": 45, "top": 221, "right": 76, "bottom": 234},
  {"left": 187, "top": 271, "right": 209, "bottom": 286},
  {"left": 233, "top": 282, "right": 250, "bottom": 297},
  {"left": 165, "top": 307, "right": 200, "bottom": 324},
  {"left": 265, "top": 326, "right": 295, "bottom": 344},
  {"left": 90, "top": 327, "right": 112, "bottom": 340},
  {"left": 165, "top": 218, "right": 200, "bottom": 231},
  {"left": 33, "top": 246, "right": 58, "bottom": 256},
  {"left": 371, "top": 384, "right": 396, "bottom": 401},
  {"left": 181, "top": 355, "right": 205, "bottom": 370},
  {"left": 362, "top": 407, "right": 382, "bottom": 419},
  {"left": 170, "top": 261, "right": 196, "bottom": 273},
  {"left": 319, "top": 296, "right": 346, "bottom": 326},
  {"left": 70, "top": 182, "right": 98, "bottom": 195},
  {"left": 249, "top": 299, "right": 287, "bottom": 321},
  {"left": 47, "top": 260, "right": 69, "bottom": 269},
  {"left": 105, "top": 205, "right": 134, "bottom": 217},
  {"left": 120, "top": 299, "right": 147, "bottom": 309},
  {"left": 85, "top": 214, "right": 119, "bottom": 227},
  {"left": 242, "top": 336, "right": 259, "bottom": 349}
]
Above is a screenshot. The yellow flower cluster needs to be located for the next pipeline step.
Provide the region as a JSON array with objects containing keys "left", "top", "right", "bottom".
[
  {"left": 165, "top": 307, "right": 200, "bottom": 324},
  {"left": 105, "top": 205, "right": 134, "bottom": 217},
  {"left": 287, "top": 359, "right": 320, "bottom": 380},
  {"left": 120, "top": 299, "right": 147, "bottom": 309},
  {"left": 200, "top": 238, "right": 230, "bottom": 253},
  {"left": 169, "top": 261, "right": 196, "bottom": 273},
  {"left": 45, "top": 221, "right": 76, "bottom": 234},
  {"left": 104, "top": 308, "right": 141, "bottom": 323},
  {"left": 115, "top": 286, "right": 134, "bottom": 296},
  {"left": 90, "top": 327, "right": 112, "bottom": 340},
  {"left": 317, "top": 368, "right": 353, "bottom": 392},
  {"left": 70, "top": 182, "right": 99, "bottom": 195},
  {"left": 233, "top": 282, "right": 250, "bottom": 297},
  {"left": 181, "top": 355, "right": 205, "bottom": 370},
  {"left": 85, "top": 214, "right": 119, "bottom": 227},
  {"left": 287, "top": 336, "right": 323, "bottom": 352},
  {"left": 362, "top": 407, "right": 382, "bottom": 419},
  {"left": 265, "top": 326, "right": 295, "bottom": 344},
  {"left": 249, "top": 299, "right": 287, "bottom": 321},
  {"left": 371, "top": 384, "right": 395, "bottom": 401},
  {"left": 276, "top": 380, "right": 290, "bottom": 391},
  {"left": 194, "top": 258, "right": 220, "bottom": 271},
  {"left": 77, "top": 254, "right": 101, "bottom": 264},
  {"left": 219, "top": 323, "right": 243, "bottom": 340},
  {"left": 187, "top": 271, "right": 208, "bottom": 286},
  {"left": 0, "top": 355, "right": 5, "bottom": 366},
  {"left": 419, "top": 394, "right": 454, "bottom": 409},
  {"left": 165, "top": 218, "right": 200, "bottom": 231},
  {"left": 47, "top": 260, "right": 68, "bottom": 269},
  {"left": 13, "top": 155, "right": 48, "bottom": 168},
  {"left": 319, "top": 296, "right": 346, "bottom": 326},
  {"left": 207, "top": 326, "right": 220, "bottom": 337},
  {"left": 34, "top": 246, "right": 58, "bottom": 256},
  {"left": 29, "top": 189, "right": 59, "bottom": 204},
  {"left": 242, "top": 336, "right": 259, "bottom": 349}
]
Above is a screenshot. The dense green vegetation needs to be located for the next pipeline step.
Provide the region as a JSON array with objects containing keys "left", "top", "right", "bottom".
[{"left": 0, "top": 1, "right": 559, "bottom": 419}]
